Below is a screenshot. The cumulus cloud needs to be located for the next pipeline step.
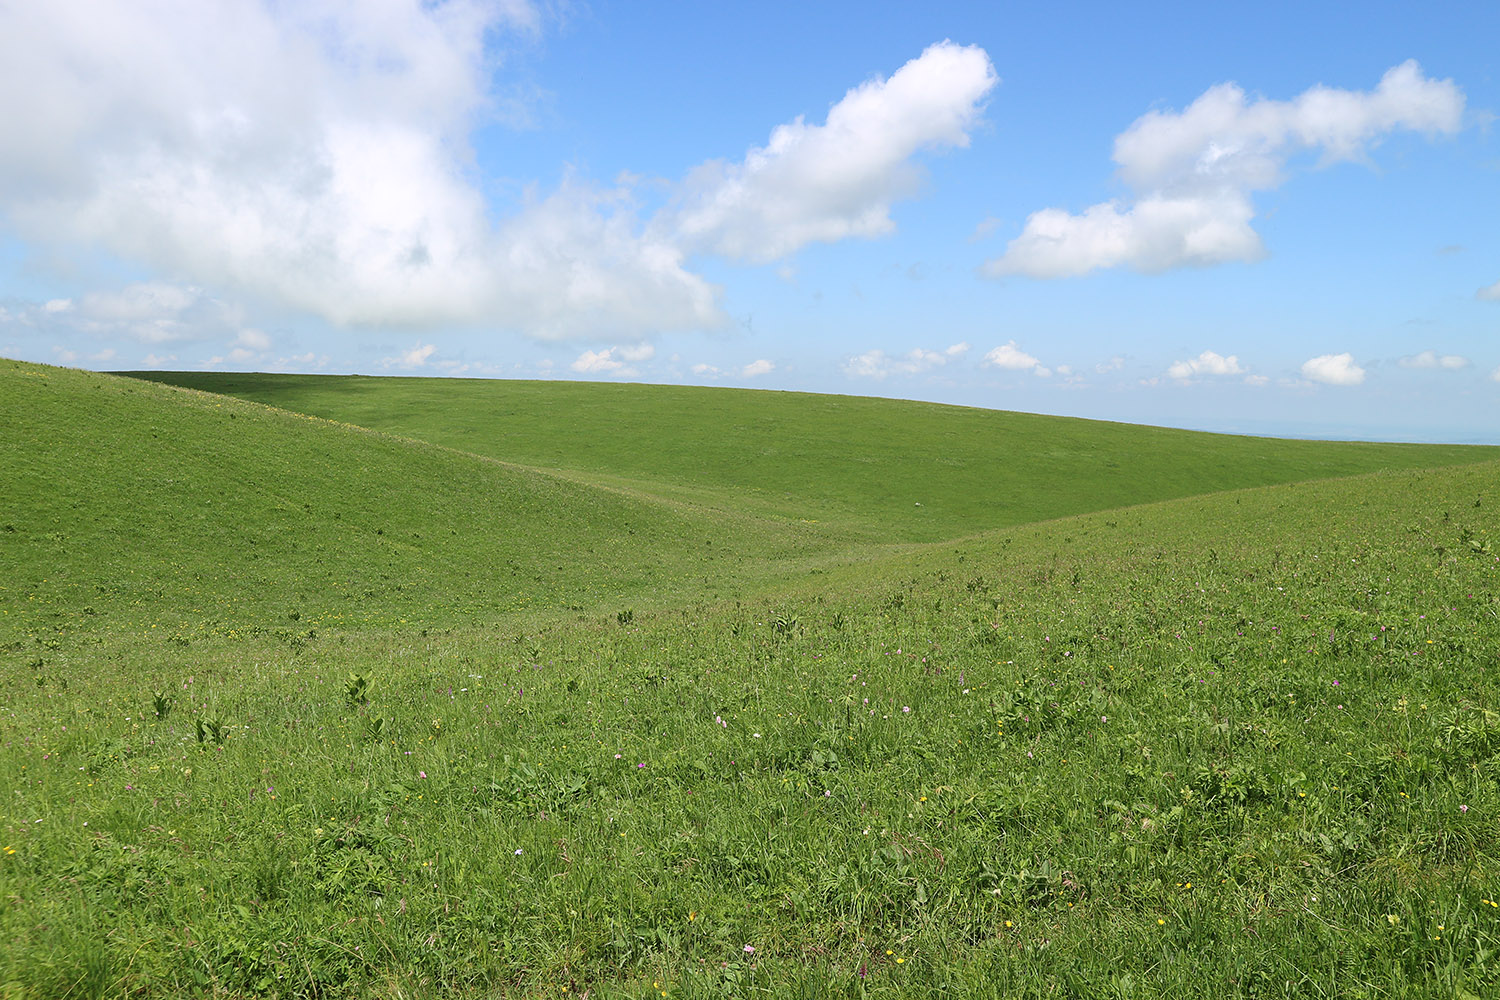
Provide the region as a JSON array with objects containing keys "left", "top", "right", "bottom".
[
  {"left": 1301, "top": 352, "right": 1366, "bottom": 386},
  {"left": 1166, "top": 350, "right": 1247, "bottom": 380},
  {"left": 1399, "top": 349, "right": 1468, "bottom": 369},
  {"left": 843, "top": 342, "right": 969, "bottom": 379},
  {"left": 982, "top": 340, "right": 1048, "bottom": 375},
  {"left": 741, "top": 359, "right": 775, "bottom": 377},
  {"left": 1478, "top": 280, "right": 1500, "bottom": 302},
  {"left": 660, "top": 41, "right": 997, "bottom": 263},
  {"left": 988, "top": 61, "right": 1464, "bottom": 278},
  {"left": 0, "top": 0, "right": 719, "bottom": 340}
]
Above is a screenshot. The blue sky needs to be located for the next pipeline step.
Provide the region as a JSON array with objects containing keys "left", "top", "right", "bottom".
[{"left": 2, "top": 1, "right": 1498, "bottom": 441}]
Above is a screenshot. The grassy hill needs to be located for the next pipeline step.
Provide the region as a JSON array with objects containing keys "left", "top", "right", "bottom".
[
  {"left": 0, "top": 361, "right": 872, "bottom": 646},
  {"left": 4, "top": 357, "right": 1500, "bottom": 999},
  {"left": 120, "top": 371, "right": 1500, "bottom": 543}
]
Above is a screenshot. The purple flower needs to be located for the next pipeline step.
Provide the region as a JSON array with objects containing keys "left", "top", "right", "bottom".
[{"left": 902, "top": 706, "right": 911, "bottom": 713}]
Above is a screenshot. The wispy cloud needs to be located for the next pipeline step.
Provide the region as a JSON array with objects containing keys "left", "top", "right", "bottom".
[
  {"left": 1399, "top": 349, "right": 1468, "bottom": 369},
  {"left": 571, "top": 344, "right": 655, "bottom": 377},
  {"left": 844, "top": 342, "right": 969, "bottom": 379}
]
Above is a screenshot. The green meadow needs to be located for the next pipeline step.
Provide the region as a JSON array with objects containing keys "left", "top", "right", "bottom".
[{"left": 4, "top": 357, "right": 1500, "bottom": 998}]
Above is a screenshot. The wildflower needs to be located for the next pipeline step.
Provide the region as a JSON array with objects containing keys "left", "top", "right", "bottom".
[
  {"left": 743, "top": 945, "right": 755, "bottom": 954},
  {"left": 637, "top": 763, "right": 646, "bottom": 768},
  {"left": 418, "top": 771, "right": 427, "bottom": 779},
  {"left": 514, "top": 849, "right": 522, "bottom": 855},
  {"left": 1386, "top": 914, "right": 1400, "bottom": 925},
  {"left": 902, "top": 706, "right": 911, "bottom": 713},
  {"left": 1461, "top": 804, "right": 1470, "bottom": 813}
]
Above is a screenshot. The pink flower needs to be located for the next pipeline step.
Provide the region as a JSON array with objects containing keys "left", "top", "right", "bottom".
[
  {"left": 1461, "top": 804, "right": 1470, "bottom": 813},
  {"left": 418, "top": 771, "right": 427, "bottom": 779},
  {"left": 743, "top": 945, "right": 755, "bottom": 954}
]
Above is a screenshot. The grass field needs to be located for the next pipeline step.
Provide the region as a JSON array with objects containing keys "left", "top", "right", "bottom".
[{"left": 4, "top": 358, "right": 1500, "bottom": 998}]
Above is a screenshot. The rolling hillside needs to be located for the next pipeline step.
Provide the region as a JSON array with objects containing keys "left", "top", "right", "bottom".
[
  {"left": 4, "top": 357, "right": 1500, "bottom": 998},
  {"left": 0, "top": 361, "right": 866, "bottom": 643},
  {"left": 123, "top": 371, "right": 1500, "bottom": 543}
]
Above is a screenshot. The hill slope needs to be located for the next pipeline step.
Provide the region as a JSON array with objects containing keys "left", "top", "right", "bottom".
[
  {"left": 122, "top": 371, "right": 1500, "bottom": 543},
  {"left": 0, "top": 361, "right": 864, "bottom": 643}
]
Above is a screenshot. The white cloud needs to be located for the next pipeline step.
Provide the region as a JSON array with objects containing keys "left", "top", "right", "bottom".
[
  {"left": 1492, "top": 366, "right": 1500, "bottom": 383},
  {"left": 142, "top": 352, "right": 177, "bottom": 367},
  {"left": 1243, "top": 374, "right": 1270, "bottom": 386},
  {"left": 571, "top": 349, "right": 626, "bottom": 375},
  {"left": 568, "top": 343, "right": 655, "bottom": 376},
  {"left": 54, "top": 346, "right": 115, "bottom": 364},
  {"left": 0, "top": 1, "right": 720, "bottom": 341},
  {"left": 8, "top": 281, "right": 255, "bottom": 346},
  {"left": 235, "top": 328, "right": 271, "bottom": 352},
  {"left": 844, "top": 346, "right": 955, "bottom": 379},
  {"left": 616, "top": 343, "right": 655, "bottom": 363},
  {"left": 982, "top": 340, "right": 1046, "bottom": 374},
  {"left": 691, "top": 362, "right": 721, "bottom": 376},
  {"left": 661, "top": 41, "right": 997, "bottom": 263},
  {"left": 1095, "top": 356, "right": 1126, "bottom": 374},
  {"left": 988, "top": 61, "right": 1464, "bottom": 278},
  {"left": 383, "top": 342, "right": 437, "bottom": 369},
  {"left": 945, "top": 342, "right": 970, "bottom": 357},
  {"left": 1301, "top": 352, "right": 1366, "bottom": 386},
  {"left": 1399, "top": 349, "right": 1468, "bottom": 369},
  {"left": 1478, "top": 280, "right": 1500, "bottom": 302},
  {"left": 741, "top": 359, "right": 775, "bottom": 377},
  {"left": 1166, "top": 349, "right": 1247, "bottom": 380}
]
